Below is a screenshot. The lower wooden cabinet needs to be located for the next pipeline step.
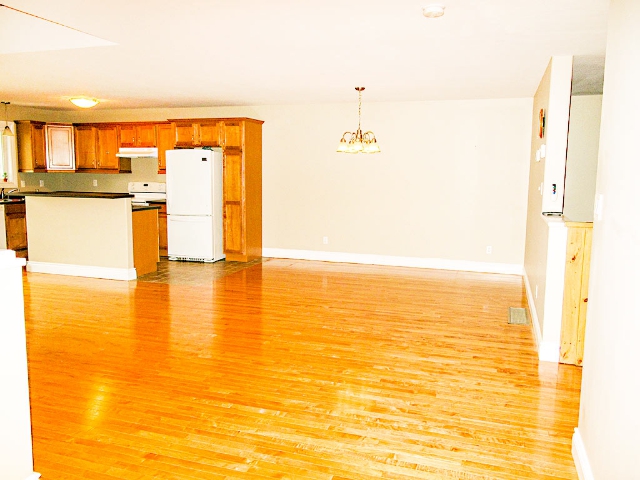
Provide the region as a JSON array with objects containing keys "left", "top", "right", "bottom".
[
  {"left": 149, "top": 202, "right": 167, "bottom": 257},
  {"left": 2, "top": 203, "right": 28, "bottom": 258},
  {"left": 132, "top": 208, "right": 159, "bottom": 277}
]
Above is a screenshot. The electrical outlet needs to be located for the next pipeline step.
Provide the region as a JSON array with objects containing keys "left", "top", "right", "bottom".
[
  {"left": 39, "top": 180, "right": 44, "bottom": 187},
  {"left": 93, "top": 179, "right": 98, "bottom": 187},
  {"left": 486, "top": 246, "right": 492, "bottom": 254},
  {"left": 20, "top": 180, "right": 25, "bottom": 188},
  {"left": 323, "top": 236, "right": 329, "bottom": 245}
]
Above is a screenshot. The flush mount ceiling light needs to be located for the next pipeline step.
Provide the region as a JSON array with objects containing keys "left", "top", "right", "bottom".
[
  {"left": 2, "top": 101, "right": 13, "bottom": 137},
  {"left": 337, "top": 87, "right": 380, "bottom": 154},
  {"left": 422, "top": 4, "right": 445, "bottom": 18},
  {"left": 69, "top": 97, "right": 99, "bottom": 108}
]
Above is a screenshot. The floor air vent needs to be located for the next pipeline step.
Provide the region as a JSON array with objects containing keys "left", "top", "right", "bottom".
[
  {"left": 169, "top": 256, "right": 216, "bottom": 263},
  {"left": 508, "top": 307, "right": 529, "bottom": 325}
]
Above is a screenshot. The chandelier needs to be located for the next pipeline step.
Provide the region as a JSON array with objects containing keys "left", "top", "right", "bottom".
[
  {"left": 2, "top": 101, "right": 13, "bottom": 137},
  {"left": 337, "top": 87, "right": 380, "bottom": 154}
]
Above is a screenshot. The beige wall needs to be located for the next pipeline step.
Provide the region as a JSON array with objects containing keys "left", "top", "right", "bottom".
[
  {"left": 564, "top": 95, "right": 602, "bottom": 222},
  {"left": 16, "top": 98, "right": 532, "bottom": 268},
  {"left": 576, "top": 0, "right": 640, "bottom": 477}
]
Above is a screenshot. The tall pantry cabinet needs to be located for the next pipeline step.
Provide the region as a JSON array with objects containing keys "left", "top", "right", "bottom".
[{"left": 221, "top": 119, "right": 263, "bottom": 262}]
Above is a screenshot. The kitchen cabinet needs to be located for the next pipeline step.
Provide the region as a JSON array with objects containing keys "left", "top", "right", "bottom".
[
  {"left": 119, "top": 123, "right": 156, "bottom": 148},
  {"left": 170, "top": 119, "right": 221, "bottom": 147},
  {"left": 156, "top": 123, "right": 173, "bottom": 173},
  {"left": 45, "top": 124, "right": 75, "bottom": 171},
  {"left": 97, "top": 125, "right": 119, "bottom": 170},
  {"left": 75, "top": 125, "right": 98, "bottom": 170},
  {"left": 149, "top": 201, "right": 168, "bottom": 256},
  {"left": 1, "top": 202, "right": 28, "bottom": 258},
  {"left": 221, "top": 119, "right": 263, "bottom": 262},
  {"left": 74, "top": 124, "right": 131, "bottom": 173},
  {"left": 132, "top": 207, "right": 159, "bottom": 276},
  {"left": 16, "top": 121, "right": 47, "bottom": 172}
]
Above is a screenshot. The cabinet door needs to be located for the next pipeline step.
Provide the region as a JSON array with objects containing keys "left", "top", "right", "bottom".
[
  {"left": 97, "top": 126, "right": 119, "bottom": 170},
  {"left": 153, "top": 202, "right": 168, "bottom": 257},
  {"left": 45, "top": 124, "right": 75, "bottom": 170},
  {"left": 75, "top": 126, "right": 97, "bottom": 169},
  {"left": 136, "top": 124, "right": 156, "bottom": 147},
  {"left": 119, "top": 124, "right": 136, "bottom": 147},
  {"left": 199, "top": 122, "right": 221, "bottom": 147},
  {"left": 5, "top": 204, "right": 28, "bottom": 252},
  {"left": 223, "top": 151, "right": 244, "bottom": 254},
  {"left": 223, "top": 121, "right": 243, "bottom": 149},
  {"left": 173, "top": 122, "right": 198, "bottom": 147},
  {"left": 32, "top": 123, "right": 47, "bottom": 170},
  {"left": 156, "top": 123, "right": 174, "bottom": 173}
]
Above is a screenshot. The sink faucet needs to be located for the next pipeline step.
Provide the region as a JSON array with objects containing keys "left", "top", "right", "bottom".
[{"left": 1, "top": 188, "right": 18, "bottom": 199}]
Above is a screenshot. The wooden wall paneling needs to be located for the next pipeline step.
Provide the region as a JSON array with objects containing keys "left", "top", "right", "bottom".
[{"left": 560, "top": 222, "right": 593, "bottom": 365}]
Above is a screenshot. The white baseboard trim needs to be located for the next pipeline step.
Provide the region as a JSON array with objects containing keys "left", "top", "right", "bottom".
[
  {"left": 26, "top": 261, "right": 137, "bottom": 281},
  {"left": 262, "top": 248, "right": 523, "bottom": 275},
  {"left": 523, "top": 270, "right": 559, "bottom": 363},
  {"left": 572, "top": 428, "right": 594, "bottom": 480},
  {"left": 24, "top": 473, "right": 41, "bottom": 480}
]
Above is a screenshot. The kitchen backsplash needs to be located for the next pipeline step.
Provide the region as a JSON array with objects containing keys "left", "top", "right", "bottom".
[{"left": 18, "top": 157, "right": 165, "bottom": 193}]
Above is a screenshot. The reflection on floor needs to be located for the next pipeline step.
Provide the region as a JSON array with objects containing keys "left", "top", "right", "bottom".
[{"left": 136, "top": 257, "right": 268, "bottom": 286}]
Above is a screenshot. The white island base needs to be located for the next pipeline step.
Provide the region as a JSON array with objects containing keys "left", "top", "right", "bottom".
[{"left": 25, "top": 195, "right": 138, "bottom": 280}]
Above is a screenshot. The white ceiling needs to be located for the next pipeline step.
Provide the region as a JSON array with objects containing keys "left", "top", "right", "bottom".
[{"left": 0, "top": 0, "right": 609, "bottom": 110}]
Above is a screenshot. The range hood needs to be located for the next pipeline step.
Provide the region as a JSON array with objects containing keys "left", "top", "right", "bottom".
[{"left": 116, "top": 147, "right": 158, "bottom": 158}]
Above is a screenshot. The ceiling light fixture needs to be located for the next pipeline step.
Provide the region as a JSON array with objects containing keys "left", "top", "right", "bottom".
[
  {"left": 422, "top": 4, "right": 445, "bottom": 18},
  {"left": 2, "top": 101, "right": 13, "bottom": 137},
  {"left": 69, "top": 97, "right": 99, "bottom": 108},
  {"left": 337, "top": 87, "right": 380, "bottom": 154}
]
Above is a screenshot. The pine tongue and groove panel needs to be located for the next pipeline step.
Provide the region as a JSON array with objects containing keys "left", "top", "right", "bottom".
[{"left": 23, "top": 260, "right": 581, "bottom": 479}]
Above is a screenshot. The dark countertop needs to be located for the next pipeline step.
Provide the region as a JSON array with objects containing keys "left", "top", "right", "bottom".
[
  {"left": 13, "top": 191, "right": 134, "bottom": 199},
  {"left": 0, "top": 198, "right": 25, "bottom": 205},
  {"left": 132, "top": 205, "right": 161, "bottom": 212}
]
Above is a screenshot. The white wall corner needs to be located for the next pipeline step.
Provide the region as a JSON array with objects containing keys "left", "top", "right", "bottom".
[
  {"left": 262, "top": 248, "right": 524, "bottom": 275},
  {"left": 572, "top": 428, "right": 594, "bottom": 480}
]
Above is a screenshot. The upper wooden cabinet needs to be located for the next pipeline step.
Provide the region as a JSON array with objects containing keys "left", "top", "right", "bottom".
[
  {"left": 222, "top": 121, "right": 243, "bottom": 149},
  {"left": 119, "top": 123, "right": 156, "bottom": 148},
  {"left": 72, "top": 124, "right": 131, "bottom": 173},
  {"left": 16, "top": 121, "right": 47, "bottom": 172},
  {"left": 45, "top": 124, "right": 75, "bottom": 171},
  {"left": 96, "top": 125, "right": 120, "bottom": 170},
  {"left": 75, "top": 125, "right": 98, "bottom": 170},
  {"left": 170, "top": 119, "right": 221, "bottom": 147},
  {"left": 156, "top": 123, "right": 173, "bottom": 173}
]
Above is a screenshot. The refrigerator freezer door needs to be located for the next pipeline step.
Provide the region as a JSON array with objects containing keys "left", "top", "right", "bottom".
[
  {"left": 168, "top": 215, "right": 221, "bottom": 262},
  {"left": 166, "top": 150, "right": 213, "bottom": 216}
]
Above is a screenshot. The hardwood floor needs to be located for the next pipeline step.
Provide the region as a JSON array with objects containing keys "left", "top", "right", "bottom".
[{"left": 23, "top": 259, "right": 581, "bottom": 479}]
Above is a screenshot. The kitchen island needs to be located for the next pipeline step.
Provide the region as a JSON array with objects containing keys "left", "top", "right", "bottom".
[{"left": 22, "top": 192, "right": 158, "bottom": 280}]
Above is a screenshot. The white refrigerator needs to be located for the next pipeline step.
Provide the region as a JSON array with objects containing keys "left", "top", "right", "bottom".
[{"left": 166, "top": 148, "right": 224, "bottom": 262}]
